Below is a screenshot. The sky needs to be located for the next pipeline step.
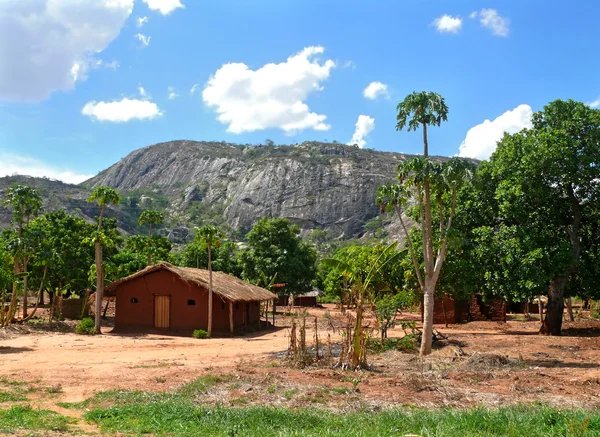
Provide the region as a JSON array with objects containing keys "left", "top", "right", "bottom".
[{"left": 0, "top": 0, "right": 599, "bottom": 184}]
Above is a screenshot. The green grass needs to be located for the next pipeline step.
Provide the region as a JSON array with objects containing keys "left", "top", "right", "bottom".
[
  {"left": 0, "top": 390, "right": 27, "bottom": 403},
  {"left": 82, "top": 402, "right": 600, "bottom": 437},
  {"left": 0, "top": 405, "right": 74, "bottom": 434}
]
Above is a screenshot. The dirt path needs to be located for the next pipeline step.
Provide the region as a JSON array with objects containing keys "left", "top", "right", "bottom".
[{"left": 0, "top": 327, "right": 290, "bottom": 403}]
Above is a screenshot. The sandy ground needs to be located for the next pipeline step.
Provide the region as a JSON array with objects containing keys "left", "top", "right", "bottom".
[{"left": 1, "top": 304, "right": 600, "bottom": 411}]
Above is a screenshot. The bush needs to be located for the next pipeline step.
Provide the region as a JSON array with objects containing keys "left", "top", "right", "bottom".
[
  {"left": 192, "top": 329, "right": 209, "bottom": 339},
  {"left": 75, "top": 318, "right": 95, "bottom": 336}
]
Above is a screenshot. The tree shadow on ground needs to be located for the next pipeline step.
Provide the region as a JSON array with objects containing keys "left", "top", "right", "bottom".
[
  {"left": 0, "top": 346, "right": 34, "bottom": 354},
  {"left": 524, "top": 359, "right": 600, "bottom": 369}
]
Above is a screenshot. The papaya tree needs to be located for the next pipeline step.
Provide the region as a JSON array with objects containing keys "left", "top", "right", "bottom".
[
  {"left": 377, "top": 152, "right": 474, "bottom": 355},
  {"left": 87, "top": 186, "right": 121, "bottom": 334}
]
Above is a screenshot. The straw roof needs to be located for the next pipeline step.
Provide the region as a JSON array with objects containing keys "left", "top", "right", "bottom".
[
  {"left": 298, "top": 287, "right": 324, "bottom": 298},
  {"left": 105, "top": 262, "right": 276, "bottom": 302}
]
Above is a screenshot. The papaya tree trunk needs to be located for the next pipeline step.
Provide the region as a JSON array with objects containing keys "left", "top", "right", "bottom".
[
  {"left": 95, "top": 241, "right": 103, "bottom": 334},
  {"left": 420, "top": 282, "right": 435, "bottom": 355},
  {"left": 207, "top": 242, "right": 213, "bottom": 337},
  {"left": 540, "top": 276, "right": 566, "bottom": 336},
  {"left": 566, "top": 297, "right": 574, "bottom": 321},
  {"left": 22, "top": 274, "right": 28, "bottom": 319}
]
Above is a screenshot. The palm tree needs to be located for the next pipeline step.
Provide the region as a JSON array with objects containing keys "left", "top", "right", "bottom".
[
  {"left": 3, "top": 185, "right": 43, "bottom": 320},
  {"left": 88, "top": 186, "right": 121, "bottom": 334},
  {"left": 138, "top": 210, "right": 164, "bottom": 265},
  {"left": 196, "top": 225, "right": 225, "bottom": 337}
]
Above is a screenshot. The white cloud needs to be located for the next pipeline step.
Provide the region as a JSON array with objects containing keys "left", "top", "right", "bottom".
[
  {"left": 168, "top": 87, "right": 179, "bottom": 100},
  {"left": 0, "top": 154, "right": 93, "bottom": 184},
  {"left": 586, "top": 97, "right": 600, "bottom": 108},
  {"left": 432, "top": 14, "right": 462, "bottom": 33},
  {"left": 348, "top": 115, "right": 375, "bottom": 148},
  {"left": 0, "top": 0, "right": 133, "bottom": 102},
  {"left": 343, "top": 60, "right": 357, "bottom": 69},
  {"left": 469, "top": 11, "right": 478, "bottom": 19},
  {"left": 138, "top": 86, "right": 148, "bottom": 97},
  {"left": 137, "top": 16, "right": 148, "bottom": 27},
  {"left": 363, "top": 81, "right": 389, "bottom": 100},
  {"left": 82, "top": 98, "right": 163, "bottom": 122},
  {"left": 135, "top": 33, "right": 151, "bottom": 47},
  {"left": 458, "top": 104, "right": 533, "bottom": 160},
  {"left": 142, "top": 0, "right": 184, "bottom": 15},
  {"left": 479, "top": 9, "right": 509, "bottom": 37},
  {"left": 202, "top": 46, "right": 335, "bottom": 134},
  {"left": 101, "top": 60, "right": 120, "bottom": 71}
]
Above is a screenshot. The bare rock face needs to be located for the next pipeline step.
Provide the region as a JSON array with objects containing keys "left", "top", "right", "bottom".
[{"left": 85, "top": 141, "right": 422, "bottom": 238}]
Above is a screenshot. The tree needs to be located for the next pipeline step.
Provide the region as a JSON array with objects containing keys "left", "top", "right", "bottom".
[
  {"left": 29, "top": 211, "right": 96, "bottom": 302},
  {"left": 239, "top": 217, "right": 317, "bottom": 293},
  {"left": 196, "top": 225, "right": 225, "bottom": 337},
  {"left": 87, "top": 186, "right": 121, "bottom": 334},
  {"left": 322, "top": 242, "right": 401, "bottom": 369},
  {"left": 377, "top": 154, "right": 474, "bottom": 355},
  {"left": 3, "top": 184, "right": 43, "bottom": 320},
  {"left": 479, "top": 99, "right": 600, "bottom": 335},
  {"left": 138, "top": 210, "right": 164, "bottom": 265}
]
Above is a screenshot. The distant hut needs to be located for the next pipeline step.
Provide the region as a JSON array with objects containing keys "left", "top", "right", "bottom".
[
  {"left": 104, "top": 262, "right": 276, "bottom": 335},
  {"left": 294, "top": 288, "right": 324, "bottom": 307}
]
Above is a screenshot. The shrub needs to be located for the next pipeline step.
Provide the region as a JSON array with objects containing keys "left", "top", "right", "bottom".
[
  {"left": 193, "top": 329, "right": 209, "bottom": 339},
  {"left": 75, "top": 318, "right": 95, "bottom": 335}
]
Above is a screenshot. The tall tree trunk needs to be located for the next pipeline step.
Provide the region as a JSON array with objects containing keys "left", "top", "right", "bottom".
[
  {"left": 566, "top": 297, "right": 574, "bottom": 322},
  {"left": 538, "top": 295, "right": 544, "bottom": 321},
  {"left": 207, "top": 243, "right": 213, "bottom": 337},
  {"left": 420, "top": 122, "right": 436, "bottom": 357},
  {"left": 22, "top": 274, "right": 28, "bottom": 319},
  {"left": 95, "top": 241, "right": 103, "bottom": 334},
  {"left": 540, "top": 276, "right": 567, "bottom": 336},
  {"left": 420, "top": 282, "right": 435, "bottom": 356}
]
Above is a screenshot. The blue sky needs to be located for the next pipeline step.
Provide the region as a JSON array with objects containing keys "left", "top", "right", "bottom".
[{"left": 0, "top": 0, "right": 599, "bottom": 183}]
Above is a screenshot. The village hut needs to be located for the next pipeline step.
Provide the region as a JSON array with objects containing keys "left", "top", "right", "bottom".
[
  {"left": 294, "top": 288, "right": 324, "bottom": 307},
  {"left": 104, "top": 262, "right": 276, "bottom": 335}
]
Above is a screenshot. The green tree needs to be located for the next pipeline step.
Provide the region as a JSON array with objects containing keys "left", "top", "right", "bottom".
[
  {"left": 2, "top": 184, "right": 43, "bottom": 320},
  {"left": 377, "top": 153, "right": 474, "bottom": 355},
  {"left": 87, "top": 186, "right": 121, "bottom": 334},
  {"left": 321, "top": 242, "right": 401, "bottom": 369},
  {"left": 29, "top": 211, "right": 96, "bottom": 303},
  {"left": 138, "top": 210, "right": 165, "bottom": 265},
  {"left": 196, "top": 225, "right": 225, "bottom": 337},
  {"left": 478, "top": 99, "right": 600, "bottom": 335},
  {"left": 239, "top": 217, "right": 317, "bottom": 293}
]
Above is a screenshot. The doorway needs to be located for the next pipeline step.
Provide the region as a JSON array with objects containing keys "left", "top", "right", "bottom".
[{"left": 154, "top": 295, "right": 170, "bottom": 328}]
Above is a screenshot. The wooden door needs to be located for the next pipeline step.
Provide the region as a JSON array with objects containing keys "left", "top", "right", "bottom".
[{"left": 154, "top": 295, "right": 170, "bottom": 328}]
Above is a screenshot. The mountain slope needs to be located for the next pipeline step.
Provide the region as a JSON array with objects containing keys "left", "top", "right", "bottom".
[{"left": 85, "top": 141, "right": 424, "bottom": 237}]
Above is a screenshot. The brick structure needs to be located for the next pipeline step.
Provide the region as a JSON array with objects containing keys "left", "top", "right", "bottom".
[{"left": 426, "top": 293, "right": 506, "bottom": 324}]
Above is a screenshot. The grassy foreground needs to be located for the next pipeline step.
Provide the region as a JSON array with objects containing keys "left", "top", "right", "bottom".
[
  {"left": 83, "top": 403, "right": 600, "bottom": 437},
  {"left": 1, "top": 375, "right": 599, "bottom": 436},
  {"left": 68, "top": 379, "right": 599, "bottom": 437}
]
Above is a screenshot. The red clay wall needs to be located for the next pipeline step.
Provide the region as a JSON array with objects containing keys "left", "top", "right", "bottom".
[
  {"left": 114, "top": 269, "right": 262, "bottom": 333},
  {"left": 427, "top": 294, "right": 506, "bottom": 324}
]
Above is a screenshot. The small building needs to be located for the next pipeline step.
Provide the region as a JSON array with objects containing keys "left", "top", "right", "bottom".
[
  {"left": 273, "top": 287, "right": 324, "bottom": 307},
  {"left": 104, "top": 262, "right": 276, "bottom": 335},
  {"left": 425, "top": 293, "right": 506, "bottom": 324}
]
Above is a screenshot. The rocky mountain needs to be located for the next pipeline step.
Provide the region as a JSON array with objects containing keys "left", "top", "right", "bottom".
[
  {"left": 0, "top": 141, "right": 450, "bottom": 243},
  {"left": 84, "top": 141, "right": 429, "bottom": 239},
  {"left": 0, "top": 175, "right": 140, "bottom": 233}
]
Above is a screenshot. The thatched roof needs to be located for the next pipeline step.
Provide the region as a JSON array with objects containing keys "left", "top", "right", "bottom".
[
  {"left": 105, "top": 262, "right": 276, "bottom": 302},
  {"left": 298, "top": 288, "right": 324, "bottom": 298}
]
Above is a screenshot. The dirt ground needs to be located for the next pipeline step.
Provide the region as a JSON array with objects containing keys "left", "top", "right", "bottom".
[{"left": 1, "top": 304, "right": 600, "bottom": 412}]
